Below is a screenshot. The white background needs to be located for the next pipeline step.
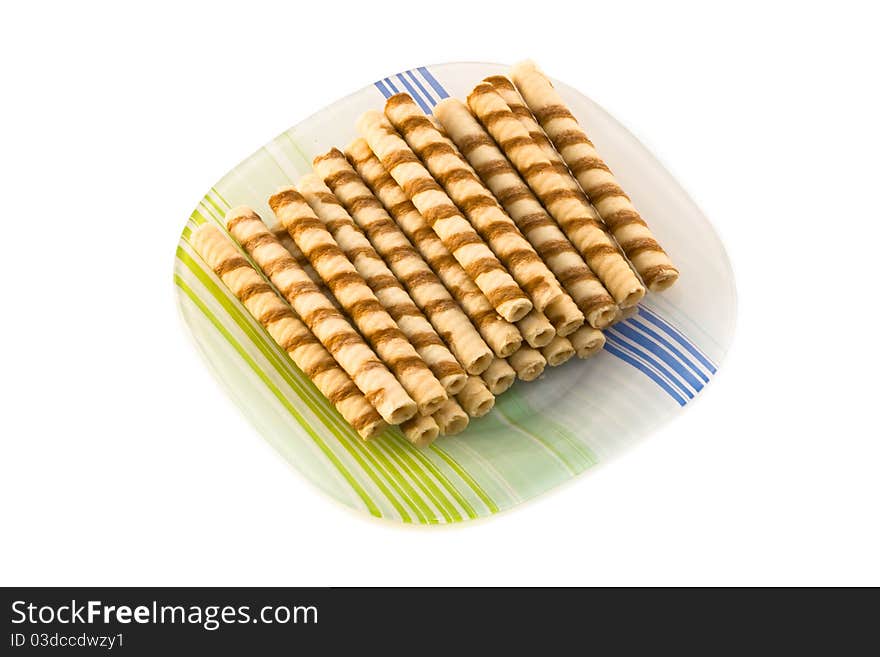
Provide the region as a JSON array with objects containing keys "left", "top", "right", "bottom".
[{"left": 1, "top": 1, "right": 878, "bottom": 586}]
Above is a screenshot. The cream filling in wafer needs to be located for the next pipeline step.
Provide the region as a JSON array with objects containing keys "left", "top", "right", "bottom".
[
  {"left": 467, "top": 83, "right": 645, "bottom": 309},
  {"left": 455, "top": 375, "right": 496, "bottom": 418},
  {"left": 297, "top": 173, "right": 467, "bottom": 397},
  {"left": 511, "top": 61, "right": 679, "bottom": 292},
  {"left": 480, "top": 358, "right": 516, "bottom": 395},
  {"left": 268, "top": 188, "right": 447, "bottom": 416},
  {"left": 433, "top": 98, "right": 620, "bottom": 330},
  {"left": 541, "top": 334, "right": 576, "bottom": 367},
  {"left": 345, "top": 138, "right": 523, "bottom": 359},
  {"left": 356, "top": 110, "right": 532, "bottom": 323},
  {"left": 191, "top": 223, "right": 387, "bottom": 439},
  {"left": 226, "top": 206, "right": 417, "bottom": 425},
  {"left": 509, "top": 346, "right": 547, "bottom": 382},
  {"left": 313, "top": 148, "right": 494, "bottom": 376}
]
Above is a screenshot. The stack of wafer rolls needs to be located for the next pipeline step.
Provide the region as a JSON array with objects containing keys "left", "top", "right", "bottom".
[
  {"left": 296, "top": 173, "right": 467, "bottom": 396},
  {"left": 345, "top": 138, "right": 523, "bottom": 359},
  {"left": 480, "top": 358, "right": 516, "bottom": 395},
  {"left": 385, "top": 93, "right": 584, "bottom": 337},
  {"left": 511, "top": 61, "right": 679, "bottom": 291},
  {"left": 313, "top": 148, "right": 494, "bottom": 376},
  {"left": 434, "top": 98, "right": 619, "bottom": 329},
  {"left": 267, "top": 188, "right": 448, "bottom": 416},
  {"left": 225, "top": 206, "right": 418, "bottom": 427},
  {"left": 357, "top": 110, "right": 533, "bottom": 323},
  {"left": 191, "top": 224, "right": 386, "bottom": 440},
  {"left": 467, "top": 83, "right": 645, "bottom": 309}
]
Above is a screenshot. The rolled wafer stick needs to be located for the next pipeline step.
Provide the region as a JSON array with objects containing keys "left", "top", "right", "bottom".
[
  {"left": 345, "top": 138, "right": 522, "bottom": 359},
  {"left": 357, "top": 110, "right": 532, "bottom": 323},
  {"left": 456, "top": 375, "right": 495, "bottom": 418},
  {"left": 385, "top": 94, "right": 579, "bottom": 328},
  {"left": 569, "top": 325, "right": 606, "bottom": 358},
  {"left": 607, "top": 304, "right": 640, "bottom": 326},
  {"left": 268, "top": 189, "right": 447, "bottom": 416},
  {"left": 508, "top": 346, "right": 546, "bottom": 382},
  {"left": 400, "top": 414, "right": 439, "bottom": 447},
  {"left": 434, "top": 98, "right": 619, "bottom": 329},
  {"left": 226, "top": 207, "right": 417, "bottom": 424},
  {"left": 272, "top": 224, "right": 342, "bottom": 310},
  {"left": 467, "top": 83, "right": 645, "bottom": 308},
  {"left": 541, "top": 334, "right": 575, "bottom": 366},
  {"left": 313, "top": 149, "right": 493, "bottom": 376},
  {"left": 191, "top": 224, "right": 386, "bottom": 439},
  {"left": 432, "top": 398, "right": 469, "bottom": 436},
  {"left": 512, "top": 61, "right": 679, "bottom": 291},
  {"left": 297, "top": 174, "right": 467, "bottom": 396},
  {"left": 516, "top": 308, "right": 555, "bottom": 348},
  {"left": 480, "top": 358, "right": 516, "bottom": 395}
]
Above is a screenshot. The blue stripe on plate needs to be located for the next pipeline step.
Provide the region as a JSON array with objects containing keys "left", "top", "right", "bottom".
[
  {"left": 395, "top": 73, "right": 431, "bottom": 114},
  {"left": 405, "top": 70, "right": 437, "bottom": 109},
  {"left": 603, "top": 343, "right": 686, "bottom": 406},
  {"left": 628, "top": 317, "right": 710, "bottom": 383},
  {"left": 374, "top": 79, "right": 392, "bottom": 98},
  {"left": 417, "top": 67, "right": 449, "bottom": 99},
  {"left": 605, "top": 332, "right": 694, "bottom": 400},
  {"left": 385, "top": 77, "right": 400, "bottom": 93},
  {"left": 639, "top": 307, "right": 717, "bottom": 374},
  {"left": 612, "top": 323, "right": 704, "bottom": 393}
]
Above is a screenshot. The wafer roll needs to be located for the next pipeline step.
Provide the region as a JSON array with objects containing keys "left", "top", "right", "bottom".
[
  {"left": 569, "top": 325, "right": 606, "bottom": 358},
  {"left": 226, "top": 207, "right": 416, "bottom": 424},
  {"left": 467, "top": 83, "right": 645, "bottom": 308},
  {"left": 456, "top": 375, "right": 496, "bottom": 417},
  {"left": 509, "top": 347, "right": 546, "bottom": 381},
  {"left": 541, "top": 335, "right": 575, "bottom": 366},
  {"left": 400, "top": 414, "right": 439, "bottom": 447},
  {"left": 608, "top": 304, "right": 640, "bottom": 326},
  {"left": 345, "top": 138, "right": 522, "bottom": 359},
  {"left": 386, "top": 94, "right": 579, "bottom": 328},
  {"left": 516, "top": 309, "right": 555, "bottom": 348},
  {"left": 297, "top": 174, "right": 467, "bottom": 396},
  {"left": 434, "top": 98, "right": 619, "bottom": 329},
  {"left": 191, "top": 224, "right": 386, "bottom": 439},
  {"left": 432, "top": 398, "right": 469, "bottom": 436},
  {"left": 480, "top": 358, "right": 516, "bottom": 395},
  {"left": 314, "top": 149, "right": 493, "bottom": 376},
  {"left": 268, "top": 189, "right": 447, "bottom": 416},
  {"left": 357, "top": 110, "right": 532, "bottom": 322},
  {"left": 512, "top": 61, "right": 679, "bottom": 291}
]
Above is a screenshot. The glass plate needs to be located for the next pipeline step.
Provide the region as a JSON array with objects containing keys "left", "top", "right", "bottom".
[{"left": 173, "top": 62, "right": 737, "bottom": 524}]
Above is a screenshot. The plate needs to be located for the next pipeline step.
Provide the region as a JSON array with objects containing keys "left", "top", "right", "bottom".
[{"left": 173, "top": 62, "right": 737, "bottom": 524}]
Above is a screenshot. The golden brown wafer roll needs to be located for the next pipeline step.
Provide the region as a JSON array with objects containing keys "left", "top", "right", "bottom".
[
  {"left": 191, "top": 224, "right": 386, "bottom": 439},
  {"left": 569, "top": 325, "right": 606, "bottom": 358},
  {"left": 541, "top": 334, "right": 575, "bottom": 366},
  {"left": 272, "top": 224, "right": 342, "bottom": 310},
  {"left": 456, "top": 375, "right": 496, "bottom": 417},
  {"left": 226, "top": 208, "right": 417, "bottom": 425},
  {"left": 467, "top": 83, "right": 645, "bottom": 308},
  {"left": 515, "top": 309, "right": 555, "bottom": 348},
  {"left": 386, "top": 94, "right": 580, "bottom": 327},
  {"left": 313, "top": 149, "right": 493, "bottom": 376},
  {"left": 297, "top": 174, "right": 467, "bottom": 396},
  {"left": 268, "top": 189, "right": 447, "bottom": 416},
  {"left": 511, "top": 62, "right": 679, "bottom": 291},
  {"left": 357, "top": 110, "right": 532, "bottom": 322},
  {"left": 607, "top": 304, "right": 640, "bottom": 326},
  {"left": 480, "top": 358, "right": 516, "bottom": 395},
  {"left": 345, "top": 138, "right": 523, "bottom": 359},
  {"left": 434, "top": 98, "right": 620, "bottom": 329},
  {"left": 400, "top": 414, "right": 439, "bottom": 447},
  {"left": 432, "top": 398, "right": 469, "bottom": 436},
  {"left": 508, "top": 347, "right": 547, "bottom": 382}
]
